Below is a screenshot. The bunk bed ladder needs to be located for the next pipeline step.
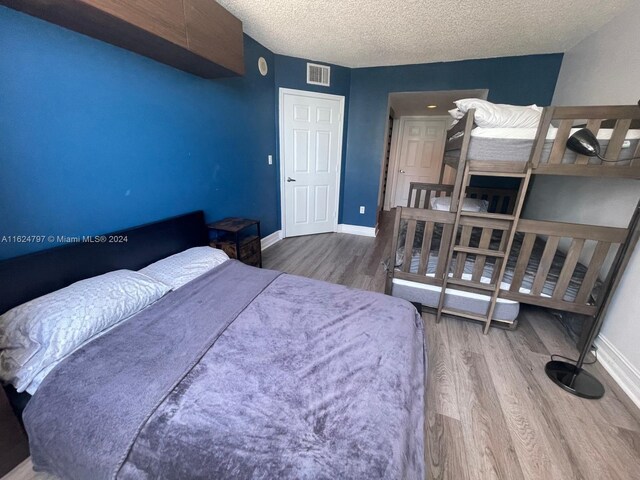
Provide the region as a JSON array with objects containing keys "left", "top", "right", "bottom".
[{"left": 436, "top": 164, "right": 533, "bottom": 333}]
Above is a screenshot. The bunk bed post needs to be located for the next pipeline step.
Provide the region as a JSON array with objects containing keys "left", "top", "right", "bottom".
[
  {"left": 449, "top": 109, "right": 476, "bottom": 212},
  {"left": 438, "top": 163, "right": 446, "bottom": 185},
  {"left": 436, "top": 162, "right": 472, "bottom": 323},
  {"left": 528, "top": 107, "right": 555, "bottom": 168},
  {"left": 385, "top": 206, "right": 403, "bottom": 295}
]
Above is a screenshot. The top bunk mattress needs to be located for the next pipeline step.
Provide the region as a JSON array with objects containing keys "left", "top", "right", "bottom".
[{"left": 455, "top": 127, "right": 640, "bottom": 164}]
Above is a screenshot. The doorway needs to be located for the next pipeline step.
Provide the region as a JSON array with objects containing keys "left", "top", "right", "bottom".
[
  {"left": 388, "top": 116, "right": 449, "bottom": 207},
  {"left": 378, "top": 89, "right": 488, "bottom": 212},
  {"left": 279, "top": 88, "right": 345, "bottom": 238}
]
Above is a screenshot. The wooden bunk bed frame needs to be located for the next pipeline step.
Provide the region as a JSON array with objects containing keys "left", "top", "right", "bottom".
[
  {"left": 441, "top": 105, "right": 640, "bottom": 180},
  {"left": 387, "top": 105, "right": 640, "bottom": 333}
]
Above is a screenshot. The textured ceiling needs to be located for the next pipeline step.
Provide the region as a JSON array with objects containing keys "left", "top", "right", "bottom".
[{"left": 217, "top": 0, "right": 633, "bottom": 68}]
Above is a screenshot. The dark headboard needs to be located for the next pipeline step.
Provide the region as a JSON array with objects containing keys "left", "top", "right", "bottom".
[
  {"left": 0, "top": 210, "right": 208, "bottom": 315},
  {"left": 1, "top": 210, "right": 207, "bottom": 420}
]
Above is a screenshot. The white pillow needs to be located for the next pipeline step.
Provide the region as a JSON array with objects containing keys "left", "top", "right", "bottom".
[
  {"left": 0, "top": 270, "right": 170, "bottom": 392},
  {"left": 454, "top": 98, "right": 542, "bottom": 128},
  {"left": 430, "top": 196, "right": 489, "bottom": 212},
  {"left": 449, "top": 108, "right": 464, "bottom": 120},
  {"left": 139, "top": 246, "right": 229, "bottom": 290}
]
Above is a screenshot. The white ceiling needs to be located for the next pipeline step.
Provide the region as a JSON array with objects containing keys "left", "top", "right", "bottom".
[{"left": 217, "top": 0, "right": 633, "bottom": 68}]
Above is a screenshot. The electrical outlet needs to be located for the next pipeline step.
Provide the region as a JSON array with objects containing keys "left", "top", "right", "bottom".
[
  {"left": 359, "top": 206, "right": 365, "bottom": 214},
  {"left": 268, "top": 155, "right": 273, "bottom": 165}
]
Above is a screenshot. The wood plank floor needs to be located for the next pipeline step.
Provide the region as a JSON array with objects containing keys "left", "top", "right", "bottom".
[
  {"left": 5, "top": 210, "right": 640, "bottom": 480},
  {"left": 266, "top": 211, "right": 640, "bottom": 480}
]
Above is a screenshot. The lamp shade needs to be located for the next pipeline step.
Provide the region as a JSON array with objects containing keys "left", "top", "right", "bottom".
[{"left": 566, "top": 128, "right": 601, "bottom": 157}]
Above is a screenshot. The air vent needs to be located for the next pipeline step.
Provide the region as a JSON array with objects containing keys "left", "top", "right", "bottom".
[{"left": 307, "top": 63, "right": 331, "bottom": 87}]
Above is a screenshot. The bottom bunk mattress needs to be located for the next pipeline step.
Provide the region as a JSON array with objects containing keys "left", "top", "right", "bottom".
[
  {"left": 391, "top": 276, "right": 520, "bottom": 324},
  {"left": 24, "top": 261, "right": 426, "bottom": 480},
  {"left": 392, "top": 221, "right": 597, "bottom": 325}
]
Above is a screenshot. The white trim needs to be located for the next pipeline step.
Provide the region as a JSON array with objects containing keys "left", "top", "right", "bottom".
[
  {"left": 383, "top": 115, "right": 402, "bottom": 211},
  {"left": 376, "top": 112, "right": 392, "bottom": 214},
  {"left": 595, "top": 334, "right": 640, "bottom": 409},
  {"left": 337, "top": 224, "right": 377, "bottom": 237},
  {"left": 261, "top": 230, "right": 283, "bottom": 251},
  {"left": 279, "top": 88, "right": 345, "bottom": 238}
]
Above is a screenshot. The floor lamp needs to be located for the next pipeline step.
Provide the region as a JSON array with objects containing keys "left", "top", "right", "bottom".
[{"left": 545, "top": 127, "right": 640, "bottom": 399}]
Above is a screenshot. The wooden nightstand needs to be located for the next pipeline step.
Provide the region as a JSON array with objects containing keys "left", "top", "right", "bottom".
[{"left": 208, "top": 217, "right": 262, "bottom": 268}]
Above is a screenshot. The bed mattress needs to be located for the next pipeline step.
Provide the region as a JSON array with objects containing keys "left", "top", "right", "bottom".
[
  {"left": 391, "top": 276, "right": 521, "bottom": 324},
  {"left": 392, "top": 221, "right": 597, "bottom": 324},
  {"left": 24, "top": 261, "right": 426, "bottom": 479},
  {"left": 459, "top": 127, "right": 640, "bottom": 164}
]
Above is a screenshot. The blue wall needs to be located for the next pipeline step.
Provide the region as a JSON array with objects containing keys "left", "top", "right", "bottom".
[
  {"left": 0, "top": 5, "right": 565, "bottom": 260},
  {"left": 342, "top": 54, "right": 564, "bottom": 226},
  {"left": 273, "top": 55, "right": 351, "bottom": 221},
  {"left": 0, "top": 6, "right": 278, "bottom": 260}
]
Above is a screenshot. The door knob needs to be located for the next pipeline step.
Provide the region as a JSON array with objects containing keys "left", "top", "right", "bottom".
[
  {"left": 287, "top": 177, "right": 296, "bottom": 182},
  {"left": 399, "top": 169, "right": 406, "bottom": 173}
]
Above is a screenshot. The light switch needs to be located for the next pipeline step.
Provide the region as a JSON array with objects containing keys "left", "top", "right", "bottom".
[{"left": 268, "top": 155, "right": 273, "bottom": 165}]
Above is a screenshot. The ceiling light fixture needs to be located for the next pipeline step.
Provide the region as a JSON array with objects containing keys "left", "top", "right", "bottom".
[{"left": 426, "top": 105, "right": 437, "bottom": 109}]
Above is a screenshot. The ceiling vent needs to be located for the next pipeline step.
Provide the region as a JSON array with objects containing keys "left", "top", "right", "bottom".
[{"left": 307, "top": 63, "right": 330, "bottom": 87}]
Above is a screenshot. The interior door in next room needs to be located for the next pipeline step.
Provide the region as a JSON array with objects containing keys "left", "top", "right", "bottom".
[
  {"left": 281, "top": 90, "right": 344, "bottom": 237},
  {"left": 391, "top": 117, "right": 447, "bottom": 207}
]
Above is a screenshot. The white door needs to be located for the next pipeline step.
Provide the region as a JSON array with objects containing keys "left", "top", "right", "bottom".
[
  {"left": 280, "top": 89, "right": 344, "bottom": 237},
  {"left": 391, "top": 117, "right": 447, "bottom": 207}
]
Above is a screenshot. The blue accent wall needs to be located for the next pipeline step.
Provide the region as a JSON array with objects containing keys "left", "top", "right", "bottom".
[
  {"left": 342, "top": 54, "right": 563, "bottom": 226},
  {"left": 273, "top": 55, "right": 351, "bottom": 222},
  {"left": 0, "top": 5, "right": 565, "bottom": 260},
  {"left": 0, "top": 7, "right": 278, "bottom": 260}
]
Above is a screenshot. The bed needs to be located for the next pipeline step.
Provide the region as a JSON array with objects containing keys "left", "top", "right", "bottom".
[
  {"left": 442, "top": 105, "right": 640, "bottom": 179},
  {"left": 390, "top": 213, "right": 600, "bottom": 326},
  {"left": 387, "top": 102, "right": 640, "bottom": 332},
  {"left": 0, "top": 211, "right": 426, "bottom": 480},
  {"left": 454, "top": 126, "right": 640, "bottom": 165}
]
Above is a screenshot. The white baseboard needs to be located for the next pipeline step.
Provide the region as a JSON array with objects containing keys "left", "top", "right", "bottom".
[
  {"left": 261, "top": 230, "right": 283, "bottom": 251},
  {"left": 595, "top": 334, "right": 640, "bottom": 409},
  {"left": 337, "top": 224, "right": 377, "bottom": 237}
]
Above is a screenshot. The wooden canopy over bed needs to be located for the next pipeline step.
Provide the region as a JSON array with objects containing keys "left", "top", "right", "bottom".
[{"left": 387, "top": 104, "right": 640, "bottom": 333}]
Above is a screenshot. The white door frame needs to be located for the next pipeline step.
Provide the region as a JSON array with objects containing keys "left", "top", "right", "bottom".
[
  {"left": 278, "top": 88, "right": 345, "bottom": 238},
  {"left": 385, "top": 115, "right": 449, "bottom": 209},
  {"left": 383, "top": 116, "right": 403, "bottom": 211}
]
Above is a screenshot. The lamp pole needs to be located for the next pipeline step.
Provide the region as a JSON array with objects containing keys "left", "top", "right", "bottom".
[{"left": 545, "top": 198, "right": 640, "bottom": 398}]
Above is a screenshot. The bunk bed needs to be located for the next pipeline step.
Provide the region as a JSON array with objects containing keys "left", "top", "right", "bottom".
[{"left": 386, "top": 105, "right": 640, "bottom": 333}]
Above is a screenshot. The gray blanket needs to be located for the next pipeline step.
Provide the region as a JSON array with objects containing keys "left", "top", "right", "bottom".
[{"left": 24, "top": 261, "right": 425, "bottom": 480}]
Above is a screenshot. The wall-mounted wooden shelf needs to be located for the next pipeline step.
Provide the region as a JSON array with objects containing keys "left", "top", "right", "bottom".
[{"left": 1, "top": 0, "right": 245, "bottom": 78}]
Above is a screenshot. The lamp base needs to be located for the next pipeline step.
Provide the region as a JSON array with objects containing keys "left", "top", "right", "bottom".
[{"left": 545, "top": 360, "right": 604, "bottom": 399}]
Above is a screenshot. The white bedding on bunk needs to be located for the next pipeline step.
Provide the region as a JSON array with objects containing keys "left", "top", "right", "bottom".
[{"left": 471, "top": 127, "right": 640, "bottom": 141}]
